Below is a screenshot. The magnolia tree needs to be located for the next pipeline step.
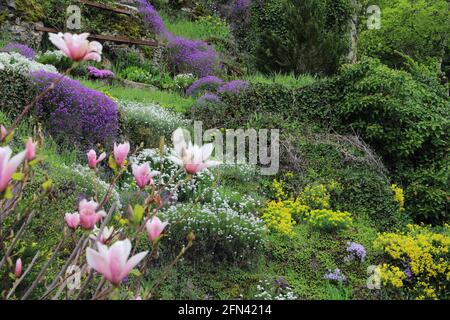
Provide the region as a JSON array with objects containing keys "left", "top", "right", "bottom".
[{"left": 0, "top": 33, "right": 219, "bottom": 300}]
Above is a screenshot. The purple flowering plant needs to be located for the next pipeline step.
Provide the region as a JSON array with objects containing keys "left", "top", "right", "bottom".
[
  {"left": 217, "top": 79, "right": 249, "bottom": 94},
  {"left": 138, "top": 0, "right": 220, "bottom": 77},
  {"left": 32, "top": 71, "right": 118, "bottom": 147},
  {"left": 197, "top": 93, "right": 221, "bottom": 105},
  {"left": 186, "top": 76, "right": 224, "bottom": 96},
  {"left": 87, "top": 66, "right": 115, "bottom": 79},
  {"left": 1, "top": 43, "right": 36, "bottom": 60},
  {"left": 344, "top": 242, "right": 366, "bottom": 263},
  {"left": 323, "top": 268, "right": 346, "bottom": 283}
]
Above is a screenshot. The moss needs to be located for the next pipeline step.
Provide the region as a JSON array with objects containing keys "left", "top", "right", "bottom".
[
  {"left": 16, "top": 0, "right": 45, "bottom": 22},
  {"left": 0, "top": 11, "right": 9, "bottom": 25}
]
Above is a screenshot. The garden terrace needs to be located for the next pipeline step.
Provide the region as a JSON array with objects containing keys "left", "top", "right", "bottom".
[{"left": 0, "top": 0, "right": 448, "bottom": 303}]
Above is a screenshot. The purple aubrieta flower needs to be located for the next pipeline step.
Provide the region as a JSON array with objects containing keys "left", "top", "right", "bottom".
[
  {"left": 137, "top": 0, "right": 169, "bottom": 37},
  {"left": 138, "top": 0, "right": 219, "bottom": 77},
  {"left": 323, "top": 268, "right": 346, "bottom": 283},
  {"left": 197, "top": 93, "right": 220, "bottom": 105},
  {"left": 187, "top": 76, "right": 224, "bottom": 96},
  {"left": 217, "top": 80, "right": 250, "bottom": 94},
  {"left": 404, "top": 267, "right": 412, "bottom": 279},
  {"left": 345, "top": 242, "right": 366, "bottom": 263},
  {"left": 87, "top": 66, "right": 115, "bottom": 79},
  {"left": 1, "top": 43, "right": 36, "bottom": 60},
  {"left": 31, "top": 71, "right": 118, "bottom": 147}
]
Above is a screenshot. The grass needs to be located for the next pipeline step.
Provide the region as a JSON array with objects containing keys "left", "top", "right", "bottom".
[
  {"left": 161, "top": 13, "right": 231, "bottom": 41},
  {"left": 79, "top": 79, "right": 195, "bottom": 113},
  {"left": 245, "top": 73, "right": 317, "bottom": 89}
]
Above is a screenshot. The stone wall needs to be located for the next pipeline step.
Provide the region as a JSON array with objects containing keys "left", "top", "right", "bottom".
[{"left": 0, "top": 0, "right": 44, "bottom": 50}]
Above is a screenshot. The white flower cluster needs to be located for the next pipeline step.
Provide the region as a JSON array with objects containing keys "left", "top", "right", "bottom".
[
  {"left": 174, "top": 73, "right": 194, "bottom": 80},
  {"left": 119, "top": 101, "right": 189, "bottom": 138},
  {"left": 60, "top": 164, "right": 122, "bottom": 211},
  {"left": 173, "top": 73, "right": 195, "bottom": 89},
  {"left": 216, "top": 163, "right": 260, "bottom": 183},
  {"left": 254, "top": 280, "right": 298, "bottom": 300},
  {"left": 161, "top": 202, "right": 266, "bottom": 257},
  {"left": 0, "top": 52, "right": 58, "bottom": 74},
  {"left": 129, "top": 148, "right": 265, "bottom": 260}
]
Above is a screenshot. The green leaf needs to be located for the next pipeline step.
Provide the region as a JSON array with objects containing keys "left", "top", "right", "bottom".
[
  {"left": 132, "top": 204, "right": 144, "bottom": 225},
  {"left": 12, "top": 172, "right": 24, "bottom": 181},
  {"left": 108, "top": 154, "right": 118, "bottom": 173},
  {"left": 42, "top": 179, "right": 53, "bottom": 192},
  {"left": 4, "top": 185, "right": 12, "bottom": 199}
]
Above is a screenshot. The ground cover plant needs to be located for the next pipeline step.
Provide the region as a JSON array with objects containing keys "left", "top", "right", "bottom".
[{"left": 0, "top": 0, "right": 448, "bottom": 302}]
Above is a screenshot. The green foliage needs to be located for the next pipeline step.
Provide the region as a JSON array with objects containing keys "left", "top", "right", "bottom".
[
  {"left": 111, "top": 51, "right": 156, "bottom": 75},
  {"left": 253, "top": 0, "right": 351, "bottom": 75},
  {"left": 15, "top": 0, "right": 45, "bottom": 22},
  {"left": 359, "top": 0, "right": 449, "bottom": 72},
  {"left": 302, "top": 209, "right": 353, "bottom": 231},
  {"left": 264, "top": 222, "right": 377, "bottom": 299},
  {"left": 0, "top": 69, "right": 37, "bottom": 118},
  {"left": 36, "top": 51, "right": 72, "bottom": 72},
  {"left": 160, "top": 202, "right": 266, "bottom": 263},
  {"left": 118, "top": 66, "right": 181, "bottom": 91},
  {"left": 192, "top": 58, "right": 448, "bottom": 223},
  {"left": 119, "top": 66, "right": 155, "bottom": 84},
  {"left": 244, "top": 73, "right": 317, "bottom": 88}
]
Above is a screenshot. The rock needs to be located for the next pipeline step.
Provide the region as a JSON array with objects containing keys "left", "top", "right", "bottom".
[
  {"left": 274, "top": 276, "right": 290, "bottom": 290},
  {"left": 6, "top": 0, "right": 16, "bottom": 10},
  {"left": 0, "top": 19, "right": 43, "bottom": 51}
]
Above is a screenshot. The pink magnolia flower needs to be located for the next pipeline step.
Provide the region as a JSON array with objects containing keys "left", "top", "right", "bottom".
[
  {"left": 86, "top": 239, "right": 148, "bottom": 285},
  {"left": 25, "top": 138, "right": 37, "bottom": 161},
  {"left": 65, "top": 212, "right": 80, "bottom": 230},
  {"left": 145, "top": 217, "right": 168, "bottom": 242},
  {"left": 169, "top": 128, "right": 220, "bottom": 175},
  {"left": 78, "top": 199, "right": 106, "bottom": 230},
  {"left": 132, "top": 163, "right": 159, "bottom": 189},
  {"left": 48, "top": 33, "right": 103, "bottom": 62},
  {"left": 15, "top": 258, "right": 22, "bottom": 278},
  {"left": 87, "top": 149, "right": 106, "bottom": 169},
  {"left": 1, "top": 125, "right": 7, "bottom": 141},
  {"left": 113, "top": 142, "right": 130, "bottom": 167},
  {"left": 89, "top": 226, "right": 115, "bottom": 244},
  {"left": 0, "top": 146, "right": 26, "bottom": 193}
]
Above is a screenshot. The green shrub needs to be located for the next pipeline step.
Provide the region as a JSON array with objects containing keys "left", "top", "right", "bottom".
[
  {"left": 302, "top": 209, "right": 353, "bottom": 231},
  {"left": 36, "top": 50, "right": 72, "bottom": 72},
  {"left": 359, "top": 0, "right": 449, "bottom": 73},
  {"left": 253, "top": 0, "right": 351, "bottom": 75},
  {"left": 0, "top": 69, "right": 37, "bottom": 117},
  {"left": 119, "top": 66, "right": 154, "bottom": 84},
  {"left": 191, "top": 58, "right": 449, "bottom": 223},
  {"left": 118, "top": 66, "right": 177, "bottom": 90},
  {"left": 15, "top": 0, "right": 45, "bottom": 22},
  {"left": 160, "top": 202, "right": 266, "bottom": 263}
]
